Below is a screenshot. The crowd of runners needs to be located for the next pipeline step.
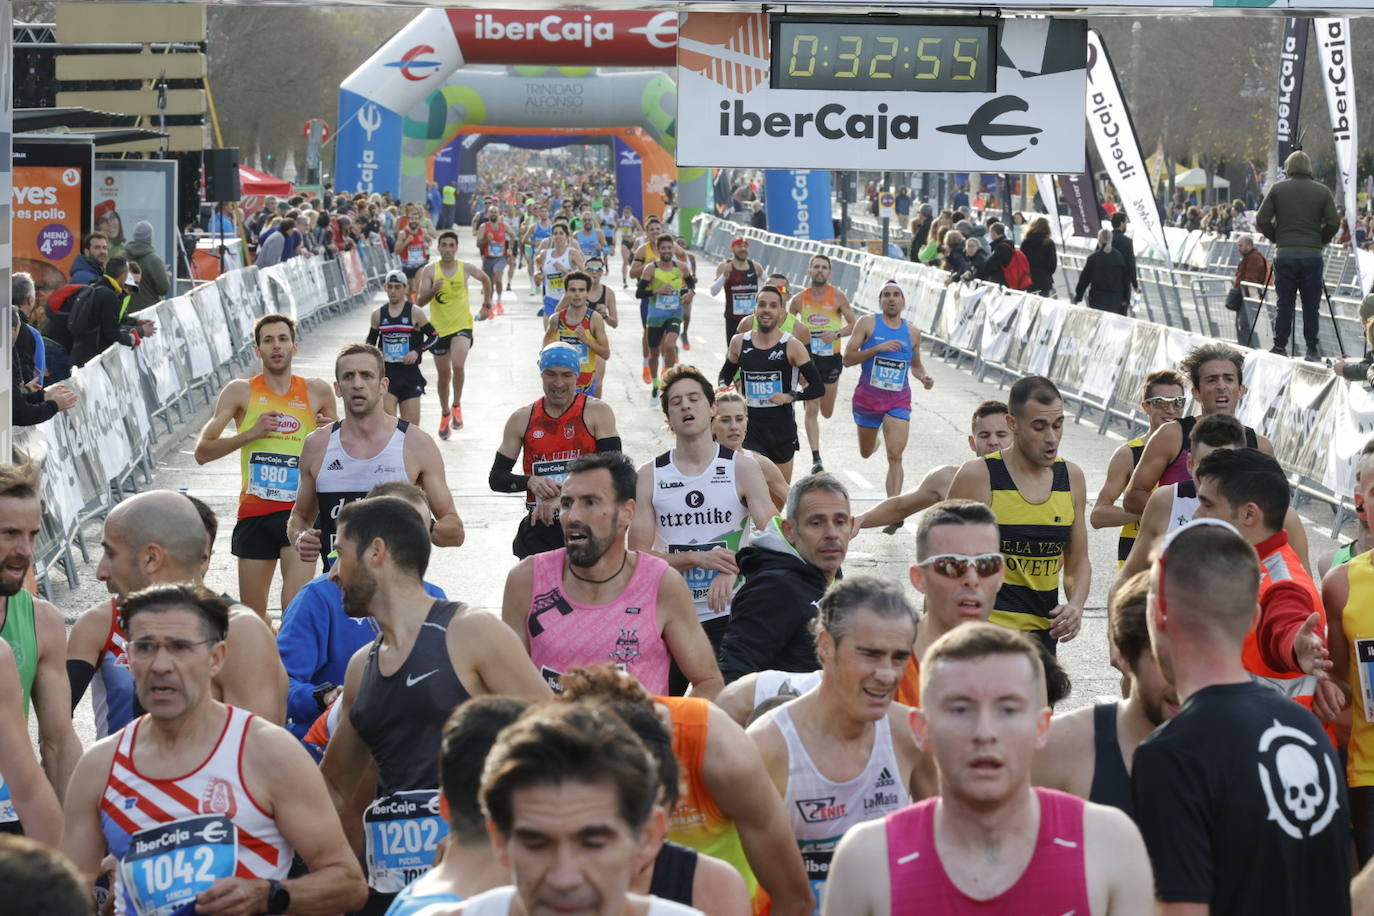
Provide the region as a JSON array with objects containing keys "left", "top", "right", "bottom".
[{"left": 2, "top": 169, "right": 1373, "bottom": 916}]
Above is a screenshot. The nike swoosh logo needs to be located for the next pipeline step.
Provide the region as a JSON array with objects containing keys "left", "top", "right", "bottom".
[{"left": 405, "top": 670, "right": 439, "bottom": 687}]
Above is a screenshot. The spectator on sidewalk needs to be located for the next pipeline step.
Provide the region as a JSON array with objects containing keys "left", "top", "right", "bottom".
[
  {"left": 1073, "top": 229, "right": 1128, "bottom": 314},
  {"left": 1232, "top": 234, "right": 1270, "bottom": 296},
  {"left": 1110, "top": 212, "right": 1140, "bottom": 310},
  {"left": 68, "top": 233, "right": 108, "bottom": 285},
  {"left": 978, "top": 222, "right": 1015, "bottom": 286},
  {"left": 124, "top": 220, "right": 171, "bottom": 312},
  {"left": 1333, "top": 294, "right": 1374, "bottom": 386},
  {"left": 69, "top": 257, "right": 156, "bottom": 367},
  {"left": 1020, "top": 216, "right": 1058, "bottom": 297},
  {"left": 1256, "top": 149, "right": 1340, "bottom": 361},
  {"left": 11, "top": 273, "right": 75, "bottom": 425},
  {"left": 910, "top": 203, "right": 934, "bottom": 262}
]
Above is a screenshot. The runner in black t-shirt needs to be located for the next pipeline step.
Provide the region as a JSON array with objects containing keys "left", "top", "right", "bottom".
[{"left": 1133, "top": 518, "right": 1350, "bottom": 916}]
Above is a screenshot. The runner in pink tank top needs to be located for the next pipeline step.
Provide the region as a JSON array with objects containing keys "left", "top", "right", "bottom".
[
  {"left": 884, "top": 788, "right": 1090, "bottom": 914},
  {"left": 527, "top": 547, "right": 673, "bottom": 694}
]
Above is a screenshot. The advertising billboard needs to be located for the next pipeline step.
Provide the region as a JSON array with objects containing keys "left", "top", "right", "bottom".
[{"left": 13, "top": 138, "right": 93, "bottom": 310}]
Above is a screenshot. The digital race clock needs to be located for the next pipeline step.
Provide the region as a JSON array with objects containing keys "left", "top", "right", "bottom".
[{"left": 770, "top": 17, "right": 997, "bottom": 93}]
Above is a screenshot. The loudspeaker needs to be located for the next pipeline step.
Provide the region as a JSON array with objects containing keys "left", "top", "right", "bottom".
[{"left": 204, "top": 147, "right": 240, "bottom": 202}]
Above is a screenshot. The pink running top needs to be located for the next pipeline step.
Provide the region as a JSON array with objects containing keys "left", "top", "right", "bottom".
[
  {"left": 527, "top": 548, "right": 672, "bottom": 695},
  {"left": 885, "top": 788, "right": 1090, "bottom": 915}
]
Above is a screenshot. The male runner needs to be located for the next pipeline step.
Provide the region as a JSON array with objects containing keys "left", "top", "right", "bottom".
[
  {"left": 0, "top": 640, "right": 61, "bottom": 845},
  {"left": 1135, "top": 519, "right": 1350, "bottom": 915},
  {"left": 711, "top": 236, "right": 764, "bottom": 347},
  {"left": 719, "top": 286, "right": 824, "bottom": 482},
  {"left": 1319, "top": 439, "right": 1374, "bottom": 865},
  {"left": 618, "top": 205, "right": 643, "bottom": 287},
  {"left": 748, "top": 576, "right": 934, "bottom": 914},
  {"left": 825, "top": 622, "right": 1153, "bottom": 915},
  {"left": 70, "top": 489, "right": 289, "bottom": 725},
  {"left": 276, "top": 482, "right": 446, "bottom": 743},
  {"left": 491, "top": 342, "right": 620, "bottom": 559},
  {"left": 289, "top": 343, "right": 462, "bottom": 568},
  {"left": 319, "top": 497, "right": 550, "bottom": 914},
  {"left": 523, "top": 203, "right": 554, "bottom": 293},
  {"left": 459, "top": 702, "right": 703, "bottom": 914},
  {"left": 397, "top": 217, "right": 431, "bottom": 298},
  {"left": 475, "top": 202, "right": 510, "bottom": 309},
  {"left": 1117, "top": 414, "right": 1310, "bottom": 585},
  {"left": 542, "top": 270, "right": 610, "bottom": 396},
  {"left": 574, "top": 207, "right": 608, "bottom": 263},
  {"left": 630, "top": 366, "right": 775, "bottom": 663},
  {"left": 0, "top": 463, "right": 80, "bottom": 803},
  {"left": 638, "top": 234, "right": 694, "bottom": 406},
  {"left": 386, "top": 697, "right": 534, "bottom": 912},
  {"left": 676, "top": 236, "right": 698, "bottom": 350},
  {"left": 500, "top": 451, "right": 724, "bottom": 698},
  {"left": 500, "top": 203, "right": 524, "bottom": 307},
  {"left": 1122, "top": 343, "right": 1273, "bottom": 515},
  {"left": 62, "top": 583, "right": 368, "bottom": 915},
  {"left": 843, "top": 280, "right": 933, "bottom": 499},
  {"left": 558, "top": 664, "right": 814, "bottom": 915},
  {"left": 1190, "top": 449, "right": 1331, "bottom": 711},
  {"left": 631, "top": 217, "right": 689, "bottom": 385},
  {"left": 1090, "top": 369, "right": 1186, "bottom": 566},
  {"left": 858, "top": 400, "right": 1011, "bottom": 534},
  {"left": 789, "top": 255, "right": 856, "bottom": 473},
  {"left": 535, "top": 221, "right": 584, "bottom": 325},
  {"left": 366, "top": 270, "right": 438, "bottom": 425},
  {"left": 948, "top": 376, "right": 1091, "bottom": 654},
  {"left": 193, "top": 313, "right": 337, "bottom": 617},
  {"left": 1034, "top": 570, "right": 1179, "bottom": 819},
  {"left": 415, "top": 230, "right": 492, "bottom": 437}
]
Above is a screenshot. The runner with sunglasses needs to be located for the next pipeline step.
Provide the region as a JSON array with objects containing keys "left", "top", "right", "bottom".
[
  {"left": 948, "top": 376, "right": 1090, "bottom": 656},
  {"left": 1122, "top": 344, "right": 1273, "bottom": 516},
  {"left": 1090, "top": 370, "right": 1186, "bottom": 568}
]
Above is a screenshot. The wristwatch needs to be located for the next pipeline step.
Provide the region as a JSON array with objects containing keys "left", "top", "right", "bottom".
[{"left": 266, "top": 878, "right": 291, "bottom": 914}]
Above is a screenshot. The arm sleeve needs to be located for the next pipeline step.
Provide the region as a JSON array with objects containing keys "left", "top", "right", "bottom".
[
  {"left": 794, "top": 358, "right": 825, "bottom": 401},
  {"left": 67, "top": 659, "right": 95, "bottom": 710},
  {"left": 415, "top": 323, "right": 439, "bottom": 353},
  {"left": 719, "top": 357, "right": 741, "bottom": 388},
  {"left": 1257, "top": 580, "right": 1319, "bottom": 674},
  {"left": 276, "top": 587, "right": 331, "bottom": 728},
  {"left": 490, "top": 452, "right": 530, "bottom": 494},
  {"left": 718, "top": 584, "right": 789, "bottom": 683},
  {"left": 1131, "top": 742, "right": 1214, "bottom": 903},
  {"left": 1342, "top": 358, "right": 1373, "bottom": 382},
  {"left": 710, "top": 274, "right": 727, "bottom": 296},
  {"left": 365, "top": 326, "right": 379, "bottom": 347},
  {"left": 595, "top": 436, "right": 623, "bottom": 453}
]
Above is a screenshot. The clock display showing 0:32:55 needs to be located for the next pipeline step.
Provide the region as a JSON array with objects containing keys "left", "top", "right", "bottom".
[{"left": 770, "top": 20, "right": 997, "bottom": 94}]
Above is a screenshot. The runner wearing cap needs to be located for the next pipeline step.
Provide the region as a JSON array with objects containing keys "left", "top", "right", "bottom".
[
  {"left": 711, "top": 237, "right": 765, "bottom": 347},
  {"left": 843, "top": 280, "right": 933, "bottom": 501},
  {"left": 366, "top": 271, "right": 438, "bottom": 425},
  {"left": 415, "top": 231, "right": 492, "bottom": 439},
  {"left": 490, "top": 342, "right": 620, "bottom": 559},
  {"left": 542, "top": 270, "right": 610, "bottom": 397}
]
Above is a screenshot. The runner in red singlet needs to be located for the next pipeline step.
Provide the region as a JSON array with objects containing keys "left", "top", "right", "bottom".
[{"left": 825, "top": 622, "right": 1153, "bottom": 915}]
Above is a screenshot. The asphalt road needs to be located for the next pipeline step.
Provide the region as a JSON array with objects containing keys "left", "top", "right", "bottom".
[{"left": 49, "top": 231, "right": 1343, "bottom": 745}]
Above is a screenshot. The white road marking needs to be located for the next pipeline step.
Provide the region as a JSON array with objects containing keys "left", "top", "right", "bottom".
[{"left": 844, "top": 469, "right": 872, "bottom": 489}]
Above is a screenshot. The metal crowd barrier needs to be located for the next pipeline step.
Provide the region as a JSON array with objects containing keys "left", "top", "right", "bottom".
[
  {"left": 695, "top": 214, "right": 1367, "bottom": 538},
  {"left": 18, "top": 239, "right": 399, "bottom": 597}
]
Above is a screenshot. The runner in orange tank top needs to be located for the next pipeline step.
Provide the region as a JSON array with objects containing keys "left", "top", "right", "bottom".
[{"left": 787, "top": 255, "right": 855, "bottom": 474}]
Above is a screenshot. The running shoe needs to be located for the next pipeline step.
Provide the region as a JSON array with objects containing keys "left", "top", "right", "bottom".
[
  {"left": 882, "top": 521, "right": 904, "bottom": 536},
  {"left": 811, "top": 459, "right": 825, "bottom": 474},
  {"left": 681, "top": 333, "right": 692, "bottom": 351},
  {"left": 650, "top": 381, "right": 661, "bottom": 407},
  {"left": 496, "top": 300, "right": 505, "bottom": 315},
  {"left": 642, "top": 362, "right": 652, "bottom": 384},
  {"left": 439, "top": 413, "right": 451, "bottom": 441},
  {"left": 452, "top": 405, "right": 463, "bottom": 430}
]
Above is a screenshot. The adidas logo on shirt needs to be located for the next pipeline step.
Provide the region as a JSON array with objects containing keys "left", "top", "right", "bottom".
[
  {"left": 326, "top": 459, "right": 344, "bottom": 471},
  {"left": 875, "top": 767, "right": 896, "bottom": 788}
]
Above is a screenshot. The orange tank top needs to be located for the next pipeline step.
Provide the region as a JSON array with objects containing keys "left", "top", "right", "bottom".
[{"left": 238, "top": 375, "right": 313, "bottom": 519}]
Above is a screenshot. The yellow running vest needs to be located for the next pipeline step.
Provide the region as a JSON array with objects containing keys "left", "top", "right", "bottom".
[
  {"left": 1344, "top": 550, "right": 1374, "bottom": 787},
  {"left": 430, "top": 261, "right": 473, "bottom": 335},
  {"left": 1117, "top": 437, "right": 1145, "bottom": 567},
  {"left": 238, "top": 375, "right": 312, "bottom": 519},
  {"left": 986, "top": 451, "right": 1074, "bottom": 633}
]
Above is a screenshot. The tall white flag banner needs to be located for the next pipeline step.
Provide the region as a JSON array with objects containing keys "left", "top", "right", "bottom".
[
  {"left": 1036, "top": 173, "right": 1066, "bottom": 251},
  {"left": 1084, "top": 29, "right": 1172, "bottom": 269},
  {"left": 1315, "top": 18, "right": 1365, "bottom": 292}
]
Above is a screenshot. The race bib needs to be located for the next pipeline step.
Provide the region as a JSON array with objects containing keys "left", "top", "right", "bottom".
[
  {"left": 121, "top": 815, "right": 237, "bottom": 916},
  {"left": 0, "top": 775, "right": 15, "bottom": 825},
  {"left": 247, "top": 451, "right": 300, "bottom": 503},
  {"left": 558, "top": 333, "right": 589, "bottom": 366},
  {"left": 487, "top": 242, "right": 505, "bottom": 257},
  {"left": 732, "top": 293, "right": 756, "bottom": 316},
  {"left": 649, "top": 291, "right": 682, "bottom": 323},
  {"left": 548, "top": 273, "right": 565, "bottom": 291},
  {"left": 798, "top": 836, "right": 840, "bottom": 916},
  {"left": 809, "top": 334, "right": 837, "bottom": 357},
  {"left": 742, "top": 370, "right": 783, "bottom": 408},
  {"left": 1357, "top": 637, "right": 1374, "bottom": 724},
  {"left": 364, "top": 790, "right": 449, "bottom": 894},
  {"left": 871, "top": 356, "right": 908, "bottom": 392},
  {"left": 668, "top": 542, "right": 730, "bottom": 610},
  {"left": 382, "top": 335, "right": 409, "bottom": 363},
  {"left": 406, "top": 245, "right": 426, "bottom": 265}
]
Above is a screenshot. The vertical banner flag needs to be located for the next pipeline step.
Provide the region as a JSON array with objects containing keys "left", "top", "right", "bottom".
[
  {"left": 1059, "top": 170, "right": 1102, "bottom": 239},
  {"left": 763, "top": 170, "right": 833, "bottom": 242},
  {"left": 1275, "top": 18, "right": 1310, "bottom": 173},
  {"left": 1084, "top": 30, "right": 1173, "bottom": 268},
  {"left": 1036, "top": 174, "right": 1066, "bottom": 251},
  {"left": 1315, "top": 18, "right": 1363, "bottom": 292}
]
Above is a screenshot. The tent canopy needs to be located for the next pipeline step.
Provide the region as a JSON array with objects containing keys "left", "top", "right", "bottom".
[
  {"left": 239, "top": 165, "right": 291, "bottom": 198},
  {"left": 1174, "top": 167, "right": 1230, "bottom": 189}
]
